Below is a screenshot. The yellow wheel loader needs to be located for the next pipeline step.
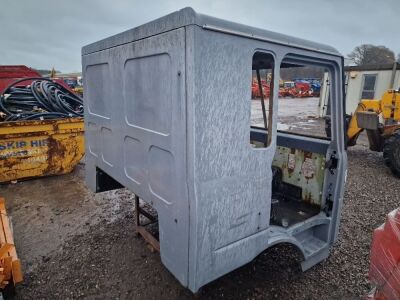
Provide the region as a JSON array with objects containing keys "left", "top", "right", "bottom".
[{"left": 346, "top": 90, "right": 400, "bottom": 177}]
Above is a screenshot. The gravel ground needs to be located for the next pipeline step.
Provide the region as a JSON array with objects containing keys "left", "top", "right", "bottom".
[{"left": 0, "top": 141, "right": 397, "bottom": 299}]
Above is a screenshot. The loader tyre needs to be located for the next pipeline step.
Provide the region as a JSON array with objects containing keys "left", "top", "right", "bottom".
[{"left": 383, "top": 130, "right": 400, "bottom": 178}]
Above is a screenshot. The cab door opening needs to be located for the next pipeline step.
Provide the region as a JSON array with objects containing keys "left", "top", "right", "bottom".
[{"left": 250, "top": 57, "right": 332, "bottom": 228}]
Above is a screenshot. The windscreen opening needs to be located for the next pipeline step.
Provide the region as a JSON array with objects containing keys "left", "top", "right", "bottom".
[{"left": 278, "top": 60, "right": 331, "bottom": 139}]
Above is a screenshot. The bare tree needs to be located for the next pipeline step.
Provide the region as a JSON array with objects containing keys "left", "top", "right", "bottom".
[
  {"left": 348, "top": 44, "right": 395, "bottom": 65},
  {"left": 397, "top": 53, "right": 400, "bottom": 63}
]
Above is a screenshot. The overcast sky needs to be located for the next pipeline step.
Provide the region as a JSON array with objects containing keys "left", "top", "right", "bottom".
[{"left": 1, "top": 0, "right": 399, "bottom": 72}]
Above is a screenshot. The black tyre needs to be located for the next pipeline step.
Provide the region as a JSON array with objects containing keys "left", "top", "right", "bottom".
[
  {"left": 2, "top": 283, "right": 16, "bottom": 299},
  {"left": 383, "top": 130, "right": 400, "bottom": 178}
]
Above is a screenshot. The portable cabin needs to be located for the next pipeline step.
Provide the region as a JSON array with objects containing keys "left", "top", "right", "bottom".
[{"left": 319, "top": 63, "right": 400, "bottom": 117}]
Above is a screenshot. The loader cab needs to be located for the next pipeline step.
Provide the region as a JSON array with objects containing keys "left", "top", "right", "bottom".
[{"left": 83, "top": 7, "right": 347, "bottom": 292}]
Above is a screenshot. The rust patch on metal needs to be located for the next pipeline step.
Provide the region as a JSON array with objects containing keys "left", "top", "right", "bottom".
[
  {"left": 1, "top": 157, "right": 19, "bottom": 169},
  {"left": 303, "top": 191, "right": 313, "bottom": 203},
  {"left": 302, "top": 151, "right": 316, "bottom": 180},
  {"left": 287, "top": 148, "right": 296, "bottom": 175},
  {"left": 0, "top": 117, "right": 83, "bottom": 139},
  {"left": 303, "top": 151, "right": 312, "bottom": 161},
  {"left": 44, "top": 137, "right": 59, "bottom": 175},
  {"left": 0, "top": 118, "right": 84, "bottom": 182},
  {"left": 382, "top": 124, "right": 400, "bottom": 137},
  {"left": 0, "top": 131, "right": 50, "bottom": 140},
  {"left": 0, "top": 117, "right": 83, "bottom": 129},
  {"left": 273, "top": 146, "right": 326, "bottom": 206},
  {"left": 135, "top": 195, "right": 160, "bottom": 253}
]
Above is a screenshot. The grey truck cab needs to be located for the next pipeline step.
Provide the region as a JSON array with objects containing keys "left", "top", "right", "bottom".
[{"left": 82, "top": 7, "right": 347, "bottom": 292}]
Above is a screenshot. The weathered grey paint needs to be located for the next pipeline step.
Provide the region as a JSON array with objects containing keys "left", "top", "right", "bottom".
[{"left": 83, "top": 7, "right": 347, "bottom": 292}]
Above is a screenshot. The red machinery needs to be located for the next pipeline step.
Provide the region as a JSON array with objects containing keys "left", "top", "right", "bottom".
[
  {"left": 368, "top": 208, "right": 400, "bottom": 300},
  {"left": 0, "top": 65, "right": 74, "bottom": 94},
  {"left": 287, "top": 81, "right": 312, "bottom": 98},
  {"left": 252, "top": 79, "right": 316, "bottom": 99},
  {"left": 251, "top": 79, "right": 271, "bottom": 99},
  {"left": 0, "top": 66, "right": 42, "bottom": 93},
  {"left": 295, "top": 81, "right": 312, "bottom": 96},
  {"left": 281, "top": 81, "right": 313, "bottom": 98}
]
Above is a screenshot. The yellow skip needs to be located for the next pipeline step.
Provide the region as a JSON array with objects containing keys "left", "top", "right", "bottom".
[{"left": 0, "top": 117, "right": 84, "bottom": 183}]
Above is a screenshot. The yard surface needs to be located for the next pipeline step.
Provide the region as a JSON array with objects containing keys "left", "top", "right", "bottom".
[
  {"left": 0, "top": 98, "right": 398, "bottom": 299},
  {"left": 251, "top": 97, "right": 328, "bottom": 137}
]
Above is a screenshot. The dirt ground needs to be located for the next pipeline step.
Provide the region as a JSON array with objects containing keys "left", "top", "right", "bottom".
[
  {"left": 0, "top": 142, "right": 397, "bottom": 299},
  {"left": 0, "top": 99, "right": 398, "bottom": 299},
  {"left": 251, "top": 97, "right": 333, "bottom": 139}
]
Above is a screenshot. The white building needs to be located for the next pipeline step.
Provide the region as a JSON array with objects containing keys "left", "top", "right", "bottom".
[{"left": 319, "top": 63, "right": 400, "bottom": 116}]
